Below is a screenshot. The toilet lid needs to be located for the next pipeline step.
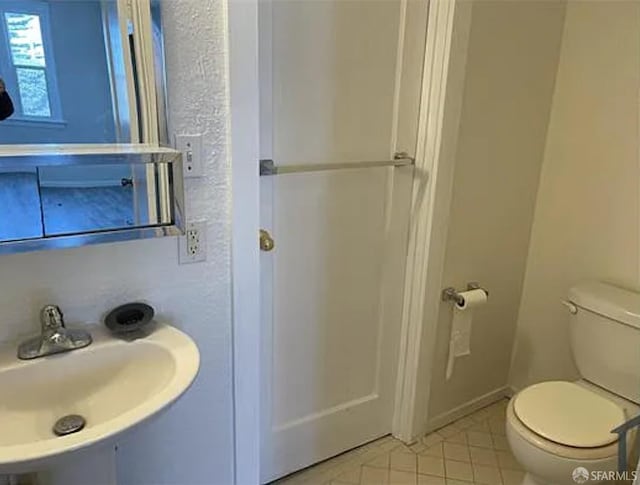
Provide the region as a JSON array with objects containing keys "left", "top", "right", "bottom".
[{"left": 513, "top": 381, "right": 625, "bottom": 448}]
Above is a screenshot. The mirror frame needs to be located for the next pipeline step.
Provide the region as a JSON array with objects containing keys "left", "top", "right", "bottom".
[{"left": 0, "top": 144, "right": 184, "bottom": 255}]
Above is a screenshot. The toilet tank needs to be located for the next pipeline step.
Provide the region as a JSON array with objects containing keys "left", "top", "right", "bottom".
[{"left": 568, "top": 281, "right": 640, "bottom": 404}]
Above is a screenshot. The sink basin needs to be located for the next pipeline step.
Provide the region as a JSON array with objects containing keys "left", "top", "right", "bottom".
[{"left": 0, "top": 323, "right": 199, "bottom": 472}]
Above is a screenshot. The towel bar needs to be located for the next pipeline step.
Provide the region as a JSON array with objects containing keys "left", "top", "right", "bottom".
[{"left": 259, "top": 152, "right": 414, "bottom": 176}]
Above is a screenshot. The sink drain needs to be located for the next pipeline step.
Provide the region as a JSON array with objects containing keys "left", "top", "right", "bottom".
[{"left": 53, "top": 415, "right": 86, "bottom": 436}]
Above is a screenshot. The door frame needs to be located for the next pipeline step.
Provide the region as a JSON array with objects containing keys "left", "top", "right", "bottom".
[
  {"left": 392, "top": 0, "right": 473, "bottom": 442},
  {"left": 228, "top": 0, "right": 472, "bottom": 481},
  {"left": 228, "top": 0, "right": 261, "bottom": 482}
]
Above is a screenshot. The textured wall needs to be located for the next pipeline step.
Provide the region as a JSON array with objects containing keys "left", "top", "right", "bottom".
[
  {"left": 509, "top": 0, "right": 640, "bottom": 391},
  {"left": 0, "top": 0, "right": 235, "bottom": 483}
]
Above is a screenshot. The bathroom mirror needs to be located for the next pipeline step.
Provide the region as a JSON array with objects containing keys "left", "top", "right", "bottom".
[
  {"left": 0, "top": 0, "right": 183, "bottom": 254},
  {"left": 0, "top": 0, "right": 134, "bottom": 143}
]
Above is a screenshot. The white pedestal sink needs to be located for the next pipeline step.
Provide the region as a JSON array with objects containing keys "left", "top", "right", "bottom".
[{"left": 0, "top": 323, "right": 200, "bottom": 478}]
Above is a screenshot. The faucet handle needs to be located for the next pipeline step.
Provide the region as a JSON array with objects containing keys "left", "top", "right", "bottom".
[{"left": 41, "top": 305, "right": 65, "bottom": 331}]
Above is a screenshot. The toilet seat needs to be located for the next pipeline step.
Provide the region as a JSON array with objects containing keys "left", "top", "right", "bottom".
[
  {"left": 507, "top": 397, "right": 620, "bottom": 462},
  {"left": 513, "top": 381, "right": 625, "bottom": 448}
]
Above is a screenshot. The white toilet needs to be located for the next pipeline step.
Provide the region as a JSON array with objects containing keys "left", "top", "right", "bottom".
[{"left": 506, "top": 281, "right": 640, "bottom": 485}]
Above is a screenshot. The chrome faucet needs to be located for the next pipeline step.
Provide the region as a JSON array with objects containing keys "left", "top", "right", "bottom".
[{"left": 17, "top": 305, "right": 92, "bottom": 360}]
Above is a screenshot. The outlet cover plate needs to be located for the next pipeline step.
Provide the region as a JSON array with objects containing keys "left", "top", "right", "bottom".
[
  {"left": 178, "top": 221, "right": 207, "bottom": 264},
  {"left": 174, "top": 134, "right": 203, "bottom": 178}
]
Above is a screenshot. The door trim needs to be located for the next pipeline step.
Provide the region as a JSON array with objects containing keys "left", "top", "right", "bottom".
[
  {"left": 392, "top": 0, "right": 473, "bottom": 442},
  {"left": 228, "top": 0, "right": 261, "bottom": 482},
  {"left": 228, "top": 0, "right": 473, "bottom": 481}
]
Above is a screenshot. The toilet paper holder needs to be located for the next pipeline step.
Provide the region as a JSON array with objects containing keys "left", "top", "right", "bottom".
[{"left": 442, "top": 282, "right": 488, "bottom": 305}]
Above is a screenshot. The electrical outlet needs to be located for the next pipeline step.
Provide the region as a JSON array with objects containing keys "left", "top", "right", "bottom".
[
  {"left": 174, "top": 134, "right": 203, "bottom": 178},
  {"left": 179, "top": 221, "right": 207, "bottom": 264}
]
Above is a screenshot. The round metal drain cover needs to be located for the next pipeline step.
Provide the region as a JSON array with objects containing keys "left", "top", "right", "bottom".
[{"left": 53, "top": 415, "right": 86, "bottom": 436}]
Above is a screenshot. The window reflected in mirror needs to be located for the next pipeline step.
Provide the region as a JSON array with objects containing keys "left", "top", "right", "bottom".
[{"left": 0, "top": 0, "right": 131, "bottom": 143}]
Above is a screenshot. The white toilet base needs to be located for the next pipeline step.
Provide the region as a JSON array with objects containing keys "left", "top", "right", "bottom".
[{"left": 506, "top": 397, "right": 622, "bottom": 485}]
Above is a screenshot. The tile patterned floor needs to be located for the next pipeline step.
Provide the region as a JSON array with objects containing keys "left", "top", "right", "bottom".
[{"left": 275, "top": 399, "right": 524, "bottom": 485}]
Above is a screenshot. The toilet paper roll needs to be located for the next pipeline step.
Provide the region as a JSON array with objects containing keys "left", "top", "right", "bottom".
[
  {"left": 446, "top": 288, "right": 488, "bottom": 380},
  {"left": 456, "top": 288, "right": 488, "bottom": 311}
]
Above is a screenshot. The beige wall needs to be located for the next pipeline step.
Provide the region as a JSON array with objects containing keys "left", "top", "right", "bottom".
[
  {"left": 427, "top": 0, "right": 566, "bottom": 423},
  {"left": 509, "top": 1, "right": 640, "bottom": 390}
]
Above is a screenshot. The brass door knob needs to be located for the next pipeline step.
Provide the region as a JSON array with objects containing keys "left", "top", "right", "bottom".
[{"left": 260, "top": 229, "right": 275, "bottom": 252}]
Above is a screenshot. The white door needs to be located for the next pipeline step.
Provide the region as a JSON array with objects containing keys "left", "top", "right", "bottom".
[{"left": 259, "top": 0, "right": 429, "bottom": 481}]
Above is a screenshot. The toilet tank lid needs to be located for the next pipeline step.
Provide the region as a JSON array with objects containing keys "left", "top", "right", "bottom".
[{"left": 569, "top": 281, "right": 640, "bottom": 328}]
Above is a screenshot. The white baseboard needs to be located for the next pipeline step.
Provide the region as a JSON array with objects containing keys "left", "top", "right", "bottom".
[
  {"left": 505, "top": 385, "right": 519, "bottom": 398},
  {"left": 39, "top": 180, "right": 122, "bottom": 188},
  {"left": 426, "top": 386, "right": 509, "bottom": 432},
  {"left": 0, "top": 168, "right": 37, "bottom": 174}
]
